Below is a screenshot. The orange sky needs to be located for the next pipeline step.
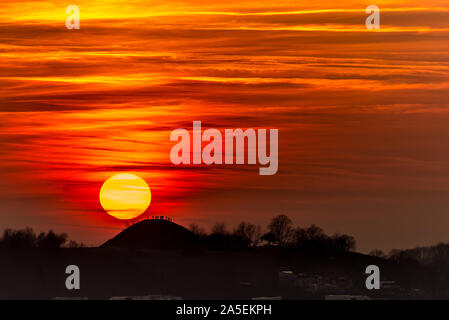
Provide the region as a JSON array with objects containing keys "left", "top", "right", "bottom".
[{"left": 1, "top": 0, "right": 449, "bottom": 252}]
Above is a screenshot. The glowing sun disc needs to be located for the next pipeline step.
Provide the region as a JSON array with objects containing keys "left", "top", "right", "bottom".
[{"left": 99, "top": 173, "right": 151, "bottom": 220}]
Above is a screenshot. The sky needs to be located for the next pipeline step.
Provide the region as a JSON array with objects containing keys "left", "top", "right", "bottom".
[{"left": 0, "top": 0, "right": 449, "bottom": 252}]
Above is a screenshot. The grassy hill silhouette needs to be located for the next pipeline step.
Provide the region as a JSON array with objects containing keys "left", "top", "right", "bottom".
[{"left": 101, "top": 219, "right": 197, "bottom": 250}]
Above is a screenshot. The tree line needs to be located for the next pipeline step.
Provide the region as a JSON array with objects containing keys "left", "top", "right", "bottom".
[
  {"left": 189, "top": 214, "right": 356, "bottom": 252},
  {"left": 0, "top": 227, "right": 83, "bottom": 249},
  {"left": 370, "top": 242, "right": 449, "bottom": 266},
  {"left": 0, "top": 214, "right": 356, "bottom": 252}
]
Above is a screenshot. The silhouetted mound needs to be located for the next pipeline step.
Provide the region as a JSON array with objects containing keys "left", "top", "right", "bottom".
[{"left": 101, "top": 219, "right": 197, "bottom": 250}]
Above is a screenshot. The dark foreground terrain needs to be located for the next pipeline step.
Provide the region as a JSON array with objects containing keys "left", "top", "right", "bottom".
[
  {"left": 0, "top": 246, "right": 434, "bottom": 300},
  {"left": 0, "top": 247, "right": 278, "bottom": 299},
  {"left": 0, "top": 219, "right": 443, "bottom": 299}
]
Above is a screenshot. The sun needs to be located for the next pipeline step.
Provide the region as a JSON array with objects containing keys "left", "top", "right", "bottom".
[{"left": 99, "top": 173, "right": 151, "bottom": 220}]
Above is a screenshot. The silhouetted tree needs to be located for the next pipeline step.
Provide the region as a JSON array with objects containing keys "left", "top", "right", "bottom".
[
  {"left": 205, "top": 222, "right": 233, "bottom": 248},
  {"left": 36, "top": 230, "right": 67, "bottom": 249},
  {"left": 295, "top": 225, "right": 328, "bottom": 251},
  {"left": 331, "top": 233, "right": 356, "bottom": 252},
  {"left": 0, "top": 227, "right": 36, "bottom": 249},
  {"left": 0, "top": 228, "right": 72, "bottom": 250},
  {"left": 388, "top": 243, "right": 449, "bottom": 266},
  {"left": 189, "top": 223, "right": 206, "bottom": 238},
  {"left": 233, "top": 222, "right": 262, "bottom": 248},
  {"left": 294, "top": 225, "right": 355, "bottom": 252},
  {"left": 261, "top": 232, "right": 276, "bottom": 245},
  {"left": 305, "top": 224, "right": 324, "bottom": 239},
  {"left": 211, "top": 222, "right": 227, "bottom": 235},
  {"left": 268, "top": 214, "right": 293, "bottom": 247}
]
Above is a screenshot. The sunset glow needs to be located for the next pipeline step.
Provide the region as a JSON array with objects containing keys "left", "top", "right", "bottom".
[{"left": 1, "top": 0, "right": 449, "bottom": 252}]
